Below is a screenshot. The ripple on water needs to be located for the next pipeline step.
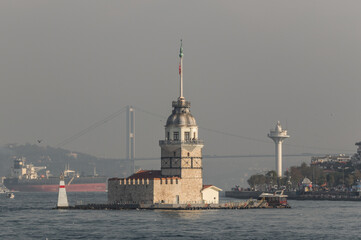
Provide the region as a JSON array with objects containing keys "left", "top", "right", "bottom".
[{"left": 1, "top": 193, "right": 361, "bottom": 239}]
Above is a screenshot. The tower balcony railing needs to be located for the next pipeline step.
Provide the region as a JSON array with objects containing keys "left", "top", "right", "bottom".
[
  {"left": 268, "top": 130, "right": 289, "bottom": 137},
  {"left": 159, "top": 139, "right": 204, "bottom": 145},
  {"left": 172, "top": 101, "right": 191, "bottom": 108}
]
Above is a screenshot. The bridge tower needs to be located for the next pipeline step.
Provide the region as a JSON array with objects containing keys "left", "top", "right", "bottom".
[{"left": 126, "top": 106, "right": 135, "bottom": 174}]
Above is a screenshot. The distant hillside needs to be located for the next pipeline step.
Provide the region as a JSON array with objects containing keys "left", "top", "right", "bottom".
[{"left": 0, "top": 143, "right": 131, "bottom": 178}]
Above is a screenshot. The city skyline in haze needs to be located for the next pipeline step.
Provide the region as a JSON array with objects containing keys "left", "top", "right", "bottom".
[{"left": 0, "top": 1, "right": 360, "bottom": 185}]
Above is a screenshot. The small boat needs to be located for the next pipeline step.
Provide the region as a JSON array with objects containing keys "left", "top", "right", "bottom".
[
  {"left": 257, "top": 190, "right": 290, "bottom": 208},
  {"left": 0, "top": 183, "right": 10, "bottom": 193},
  {"left": 6, "top": 193, "right": 15, "bottom": 199}
]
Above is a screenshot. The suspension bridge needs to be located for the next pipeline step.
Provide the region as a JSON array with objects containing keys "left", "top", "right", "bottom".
[{"left": 53, "top": 105, "right": 354, "bottom": 166}]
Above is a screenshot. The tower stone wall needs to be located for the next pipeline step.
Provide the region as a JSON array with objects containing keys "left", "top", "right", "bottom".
[
  {"left": 159, "top": 99, "right": 204, "bottom": 204},
  {"left": 108, "top": 178, "right": 154, "bottom": 204}
]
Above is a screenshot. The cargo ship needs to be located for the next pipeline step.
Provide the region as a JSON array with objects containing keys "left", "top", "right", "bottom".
[{"left": 2, "top": 157, "right": 107, "bottom": 192}]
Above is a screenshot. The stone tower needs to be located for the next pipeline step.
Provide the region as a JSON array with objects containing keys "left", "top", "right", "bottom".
[{"left": 159, "top": 41, "right": 204, "bottom": 202}]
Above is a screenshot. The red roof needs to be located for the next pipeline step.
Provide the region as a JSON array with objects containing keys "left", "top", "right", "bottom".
[
  {"left": 202, "top": 185, "right": 222, "bottom": 191},
  {"left": 128, "top": 170, "right": 162, "bottom": 179}
]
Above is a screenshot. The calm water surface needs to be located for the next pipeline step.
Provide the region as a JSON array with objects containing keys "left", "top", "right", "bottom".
[{"left": 1, "top": 192, "right": 360, "bottom": 239}]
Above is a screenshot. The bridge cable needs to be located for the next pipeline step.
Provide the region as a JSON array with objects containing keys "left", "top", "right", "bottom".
[{"left": 55, "top": 106, "right": 127, "bottom": 148}]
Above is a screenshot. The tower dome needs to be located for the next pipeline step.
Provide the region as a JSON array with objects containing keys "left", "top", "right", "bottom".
[
  {"left": 166, "top": 101, "right": 197, "bottom": 127},
  {"left": 166, "top": 112, "right": 197, "bottom": 126}
]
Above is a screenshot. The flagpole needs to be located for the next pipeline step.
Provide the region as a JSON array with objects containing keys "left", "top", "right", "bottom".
[{"left": 179, "top": 40, "right": 184, "bottom": 100}]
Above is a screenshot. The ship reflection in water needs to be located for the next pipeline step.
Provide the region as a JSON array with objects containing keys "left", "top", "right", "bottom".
[{"left": 3, "top": 157, "right": 107, "bottom": 192}]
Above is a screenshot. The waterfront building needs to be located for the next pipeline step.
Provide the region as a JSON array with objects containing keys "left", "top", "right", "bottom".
[
  {"left": 311, "top": 154, "right": 351, "bottom": 168},
  {"left": 108, "top": 42, "right": 221, "bottom": 204}
]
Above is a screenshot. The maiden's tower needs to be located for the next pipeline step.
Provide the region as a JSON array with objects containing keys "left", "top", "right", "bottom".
[{"left": 108, "top": 42, "right": 221, "bottom": 205}]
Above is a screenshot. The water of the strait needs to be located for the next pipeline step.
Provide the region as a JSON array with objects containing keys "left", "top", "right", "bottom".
[{"left": 1, "top": 192, "right": 360, "bottom": 240}]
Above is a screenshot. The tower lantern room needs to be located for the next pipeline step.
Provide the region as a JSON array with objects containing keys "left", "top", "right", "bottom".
[{"left": 164, "top": 100, "right": 198, "bottom": 142}]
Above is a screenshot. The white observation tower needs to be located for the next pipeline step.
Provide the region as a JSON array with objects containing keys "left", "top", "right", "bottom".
[{"left": 268, "top": 121, "right": 290, "bottom": 178}]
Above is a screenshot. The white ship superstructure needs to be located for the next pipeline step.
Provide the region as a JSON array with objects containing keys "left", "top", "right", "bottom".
[{"left": 11, "top": 157, "right": 47, "bottom": 180}]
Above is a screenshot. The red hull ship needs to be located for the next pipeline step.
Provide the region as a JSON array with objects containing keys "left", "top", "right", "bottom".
[
  {"left": 3, "top": 157, "right": 107, "bottom": 192},
  {"left": 4, "top": 182, "right": 107, "bottom": 192},
  {"left": 3, "top": 176, "right": 108, "bottom": 192}
]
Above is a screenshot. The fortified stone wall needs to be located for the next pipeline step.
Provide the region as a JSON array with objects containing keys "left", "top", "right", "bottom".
[
  {"left": 108, "top": 177, "right": 203, "bottom": 204},
  {"left": 153, "top": 178, "right": 182, "bottom": 204},
  {"left": 108, "top": 178, "right": 154, "bottom": 204}
]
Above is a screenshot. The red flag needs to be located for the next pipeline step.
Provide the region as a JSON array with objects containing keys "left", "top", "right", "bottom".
[{"left": 179, "top": 63, "right": 181, "bottom": 75}]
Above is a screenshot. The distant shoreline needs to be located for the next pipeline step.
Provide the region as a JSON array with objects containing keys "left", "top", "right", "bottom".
[{"left": 225, "top": 190, "right": 361, "bottom": 201}]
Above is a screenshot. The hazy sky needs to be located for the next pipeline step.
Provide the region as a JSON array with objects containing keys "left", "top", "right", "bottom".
[{"left": 1, "top": 1, "right": 361, "bottom": 185}]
